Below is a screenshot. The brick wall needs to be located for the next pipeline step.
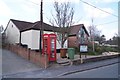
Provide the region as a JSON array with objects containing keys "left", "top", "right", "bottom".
[
  {"left": 68, "top": 36, "right": 78, "bottom": 48},
  {"left": 4, "top": 44, "right": 49, "bottom": 68}
]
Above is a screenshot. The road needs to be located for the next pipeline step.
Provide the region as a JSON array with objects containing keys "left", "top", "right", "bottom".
[
  {"left": 1, "top": 49, "right": 119, "bottom": 78},
  {"left": 60, "top": 63, "right": 119, "bottom": 78}
]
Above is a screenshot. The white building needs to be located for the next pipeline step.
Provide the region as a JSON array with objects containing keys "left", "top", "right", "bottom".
[
  {"left": 5, "top": 19, "right": 89, "bottom": 51},
  {"left": 5, "top": 19, "right": 67, "bottom": 50}
]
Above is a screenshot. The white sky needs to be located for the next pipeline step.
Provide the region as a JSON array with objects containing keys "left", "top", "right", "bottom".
[{"left": 0, "top": 0, "right": 119, "bottom": 40}]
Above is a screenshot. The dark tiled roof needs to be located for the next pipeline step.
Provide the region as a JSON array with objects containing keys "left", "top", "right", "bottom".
[
  {"left": 10, "top": 19, "right": 60, "bottom": 32},
  {"left": 9, "top": 19, "right": 89, "bottom": 36},
  {"left": 69, "top": 24, "right": 83, "bottom": 35},
  {"left": 10, "top": 19, "right": 34, "bottom": 31},
  {"left": 26, "top": 21, "right": 60, "bottom": 32},
  {"left": 69, "top": 24, "right": 89, "bottom": 36}
]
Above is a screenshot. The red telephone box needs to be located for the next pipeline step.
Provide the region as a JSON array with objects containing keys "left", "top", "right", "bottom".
[{"left": 42, "top": 34, "right": 56, "bottom": 62}]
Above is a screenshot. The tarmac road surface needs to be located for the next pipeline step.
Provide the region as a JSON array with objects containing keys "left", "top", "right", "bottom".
[{"left": 60, "top": 63, "right": 119, "bottom": 78}]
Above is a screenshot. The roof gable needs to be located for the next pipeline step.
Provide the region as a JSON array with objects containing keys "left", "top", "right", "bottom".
[{"left": 69, "top": 24, "right": 89, "bottom": 36}]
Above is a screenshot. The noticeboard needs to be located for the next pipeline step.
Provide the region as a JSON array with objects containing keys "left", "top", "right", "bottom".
[{"left": 80, "top": 45, "right": 88, "bottom": 52}]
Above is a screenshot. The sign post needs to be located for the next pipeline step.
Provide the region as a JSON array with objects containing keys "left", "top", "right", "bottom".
[{"left": 79, "top": 44, "right": 88, "bottom": 58}]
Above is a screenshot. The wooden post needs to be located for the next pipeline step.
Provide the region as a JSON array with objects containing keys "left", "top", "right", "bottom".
[
  {"left": 39, "top": 0, "right": 43, "bottom": 54},
  {"left": 44, "top": 54, "right": 48, "bottom": 69}
]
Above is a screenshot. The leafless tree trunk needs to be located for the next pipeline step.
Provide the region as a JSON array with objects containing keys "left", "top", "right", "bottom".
[
  {"left": 88, "top": 18, "right": 102, "bottom": 52},
  {"left": 88, "top": 18, "right": 95, "bottom": 52},
  {"left": 49, "top": 2, "right": 74, "bottom": 48}
]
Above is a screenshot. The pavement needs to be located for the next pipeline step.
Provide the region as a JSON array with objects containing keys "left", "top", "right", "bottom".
[
  {"left": 2, "top": 49, "right": 42, "bottom": 76},
  {"left": 57, "top": 52, "right": 100, "bottom": 64},
  {"left": 56, "top": 52, "right": 119, "bottom": 65}
]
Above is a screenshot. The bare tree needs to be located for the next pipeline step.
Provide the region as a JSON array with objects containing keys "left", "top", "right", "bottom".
[
  {"left": 0, "top": 25, "right": 4, "bottom": 33},
  {"left": 88, "top": 25, "right": 101, "bottom": 41},
  {"left": 50, "top": 2, "right": 74, "bottom": 48},
  {"left": 88, "top": 18, "right": 101, "bottom": 51}
]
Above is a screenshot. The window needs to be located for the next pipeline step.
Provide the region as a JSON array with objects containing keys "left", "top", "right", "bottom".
[
  {"left": 77, "top": 28, "right": 88, "bottom": 44},
  {"left": 80, "top": 28, "right": 85, "bottom": 44},
  {"left": 78, "top": 29, "right": 81, "bottom": 38}
]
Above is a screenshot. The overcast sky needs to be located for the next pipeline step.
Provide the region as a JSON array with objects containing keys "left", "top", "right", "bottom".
[{"left": 0, "top": 0, "right": 119, "bottom": 40}]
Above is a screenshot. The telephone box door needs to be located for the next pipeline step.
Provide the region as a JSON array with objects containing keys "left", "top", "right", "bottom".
[
  {"left": 49, "top": 34, "right": 56, "bottom": 61},
  {"left": 42, "top": 34, "right": 49, "bottom": 55}
]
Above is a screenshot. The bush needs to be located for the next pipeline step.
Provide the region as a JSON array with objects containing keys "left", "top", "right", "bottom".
[
  {"left": 74, "top": 47, "right": 80, "bottom": 54},
  {"left": 87, "top": 51, "right": 96, "bottom": 55},
  {"left": 95, "top": 46, "right": 103, "bottom": 55},
  {"left": 88, "top": 43, "right": 103, "bottom": 55},
  {"left": 104, "top": 46, "right": 118, "bottom": 52},
  {"left": 74, "top": 43, "right": 119, "bottom": 56}
]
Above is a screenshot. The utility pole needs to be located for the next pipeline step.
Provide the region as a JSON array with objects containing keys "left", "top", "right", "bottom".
[
  {"left": 91, "top": 18, "right": 95, "bottom": 52},
  {"left": 39, "top": 0, "right": 43, "bottom": 53}
]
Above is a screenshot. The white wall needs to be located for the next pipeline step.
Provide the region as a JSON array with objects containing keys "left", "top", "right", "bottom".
[
  {"left": 31, "top": 30, "right": 40, "bottom": 49},
  {"left": 21, "top": 30, "right": 40, "bottom": 50},
  {"left": 21, "top": 30, "right": 32, "bottom": 49},
  {"left": 5, "top": 21, "right": 20, "bottom": 44},
  {"left": 44, "top": 31, "right": 54, "bottom": 34},
  {"left": 56, "top": 40, "right": 68, "bottom": 49},
  {"left": 21, "top": 30, "right": 68, "bottom": 50}
]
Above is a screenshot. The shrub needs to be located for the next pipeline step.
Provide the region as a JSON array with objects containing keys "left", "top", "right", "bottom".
[
  {"left": 74, "top": 43, "right": 119, "bottom": 56},
  {"left": 74, "top": 47, "right": 79, "bottom": 54},
  {"left": 87, "top": 51, "right": 96, "bottom": 55},
  {"left": 95, "top": 46, "right": 102, "bottom": 55}
]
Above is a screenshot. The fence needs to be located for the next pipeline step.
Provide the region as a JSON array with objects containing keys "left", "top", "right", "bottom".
[{"left": 4, "top": 44, "right": 49, "bottom": 68}]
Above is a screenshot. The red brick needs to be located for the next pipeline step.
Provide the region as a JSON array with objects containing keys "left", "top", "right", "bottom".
[{"left": 7, "top": 44, "right": 49, "bottom": 68}]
